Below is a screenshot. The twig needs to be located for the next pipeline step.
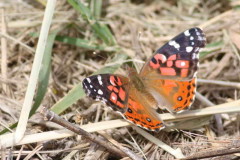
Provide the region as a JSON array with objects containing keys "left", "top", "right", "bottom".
[
  {"left": 97, "top": 130, "right": 143, "bottom": 160},
  {"left": 198, "top": 79, "right": 240, "bottom": 89},
  {"left": 41, "top": 107, "right": 143, "bottom": 160},
  {"left": 199, "top": 10, "right": 234, "bottom": 29},
  {"left": 196, "top": 92, "right": 224, "bottom": 135},
  {"left": 134, "top": 126, "right": 185, "bottom": 159},
  {"left": 0, "top": 32, "right": 35, "bottom": 53},
  {"left": 183, "top": 146, "right": 240, "bottom": 160}
]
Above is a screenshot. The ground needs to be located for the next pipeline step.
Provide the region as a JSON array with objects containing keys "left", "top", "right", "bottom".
[{"left": 0, "top": 0, "right": 240, "bottom": 160}]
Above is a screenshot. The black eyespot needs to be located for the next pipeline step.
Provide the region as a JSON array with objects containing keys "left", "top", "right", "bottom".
[
  {"left": 177, "top": 96, "right": 182, "bottom": 101},
  {"left": 128, "top": 108, "right": 132, "bottom": 113},
  {"left": 146, "top": 118, "right": 151, "bottom": 122}
]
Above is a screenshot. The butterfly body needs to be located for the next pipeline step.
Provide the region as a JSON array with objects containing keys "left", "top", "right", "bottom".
[{"left": 82, "top": 27, "right": 206, "bottom": 131}]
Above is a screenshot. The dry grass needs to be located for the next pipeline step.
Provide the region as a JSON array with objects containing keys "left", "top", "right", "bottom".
[{"left": 0, "top": 0, "right": 240, "bottom": 159}]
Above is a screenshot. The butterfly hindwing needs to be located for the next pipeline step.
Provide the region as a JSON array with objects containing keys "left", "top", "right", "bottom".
[
  {"left": 124, "top": 83, "right": 165, "bottom": 131},
  {"left": 82, "top": 74, "right": 129, "bottom": 113},
  {"left": 147, "top": 78, "right": 197, "bottom": 113},
  {"left": 140, "top": 27, "right": 206, "bottom": 80}
]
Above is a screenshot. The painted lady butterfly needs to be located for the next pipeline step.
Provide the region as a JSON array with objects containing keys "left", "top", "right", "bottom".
[{"left": 82, "top": 28, "right": 206, "bottom": 132}]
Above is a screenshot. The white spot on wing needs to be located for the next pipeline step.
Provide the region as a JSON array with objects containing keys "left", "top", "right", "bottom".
[
  {"left": 186, "top": 46, "right": 193, "bottom": 53},
  {"left": 90, "top": 85, "right": 93, "bottom": 88},
  {"left": 98, "top": 89, "right": 103, "bottom": 95},
  {"left": 111, "top": 95, "right": 116, "bottom": 100},
  {"left": 180, "top": 61, "right": 186, "bottom": 66},
  {"left": 184, "top": 30, "right": 190, "bottom": 36},
  {"left": 97, "top": 75, "right": 103, "bottom": 85},
  {"left": 190, "top": 36, "right": 194, "bottom": 40},
  {"left": 86, "top": 78, "right": 91, "bottom": 83},
  {"left": 169, "top": 40, "right": 180, "bottom": 50}
]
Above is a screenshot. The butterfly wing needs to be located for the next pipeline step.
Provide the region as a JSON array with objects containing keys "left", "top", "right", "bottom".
[
  {"left": 140, "top": 27, "right": 206, "bottom": 80},
  {"left": 82, "top": 74, "right": 164, "bottom": 131},
  {"left": 82, "top": 74, "right": 129, "bottom": 113},
  {"left": 147, "top": 78, "right": 197, "bottom": 113},
  {"left": 124, "top": 84, "right": 164, "bottom": 131},
  {"left": 140, "top": 28, "right": 206, "bottom": 113}
]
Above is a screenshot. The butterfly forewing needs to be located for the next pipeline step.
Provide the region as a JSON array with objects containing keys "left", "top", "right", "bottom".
[
  {"left": 82, "top": 74, "right": 129, "bottom": 113},
  {"left": 140, "top": 27, "right": 206, "bottom": 81}
]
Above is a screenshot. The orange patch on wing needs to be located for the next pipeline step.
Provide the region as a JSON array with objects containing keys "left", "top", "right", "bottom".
[
  {"left": 167, "top": 61, "right": 173, "bottom": 67},
  {"left": 118, "top": 88, "right": 126, "bottom": 101},
  {"left": 171, "top": 79, "right": 196, "bottom": 112},
  {"left": 181, "top": 69, "right": 189, "bottom": 77},
  {"left": 107, "top": 85, "right": 114, "bottom": 91},
  {"left": 116, "top": 77, "right": 122, "bottom": 85},
  {"left": 155, "top": 54, "right": 167, "bottom": 62},
  {"left": 128, "top": 99, "right": 138, "bottom": 110},
  {"left": 116, "top": 101, "right": 124, "bottom": 108},
  {"left": 163, "top": 80, "right": 178, "bottom": 87},
  {"left": 149, "top": 54, "right": 167, "bottom": 69},
  {"left": 124, "top": 96, "right": 165, "bottom": 131},
  {"left": 168, "top": 54, "right": 177, "bottom": 60},
  {"left": 150, "top": 61, "right": 160, "bottom": 69},
  {"left": 113, "top": 87, "right": 119, "bottom": 93},
  {"left": 110, "top": 76, "right": 116, "bottom": 86},
  {"left": 160, "top": 67, "right": 176, "bottom": 76}
]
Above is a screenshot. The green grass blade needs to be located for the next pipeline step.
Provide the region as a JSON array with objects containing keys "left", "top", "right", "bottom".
[
  {"left": 29, "top": 31, "right": 59, "bottom": 116},
  {"left": 67, "top": 0, "right": 116, "bottom": 45},
  {"left": 91, "top": 0, "right": 102, "bottom": 20},
  {"left": 55, "top": 35, "right": 117, "bottom": 51},
  {"left": 200, "top": 41, "right": 223, "bottom": 58}
]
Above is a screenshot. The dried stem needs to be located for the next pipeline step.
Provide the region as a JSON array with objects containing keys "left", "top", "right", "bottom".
[
  {"left": 183, "top": 146, "right": 240, "bottom": 160},
  {"left": 41, "top": 107, "right": 143, "bottom": 160}
]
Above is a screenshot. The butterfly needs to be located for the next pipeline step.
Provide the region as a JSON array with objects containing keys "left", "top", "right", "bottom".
[{"left": 82, "top": 28, "right": 206, "bottom": 132}]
